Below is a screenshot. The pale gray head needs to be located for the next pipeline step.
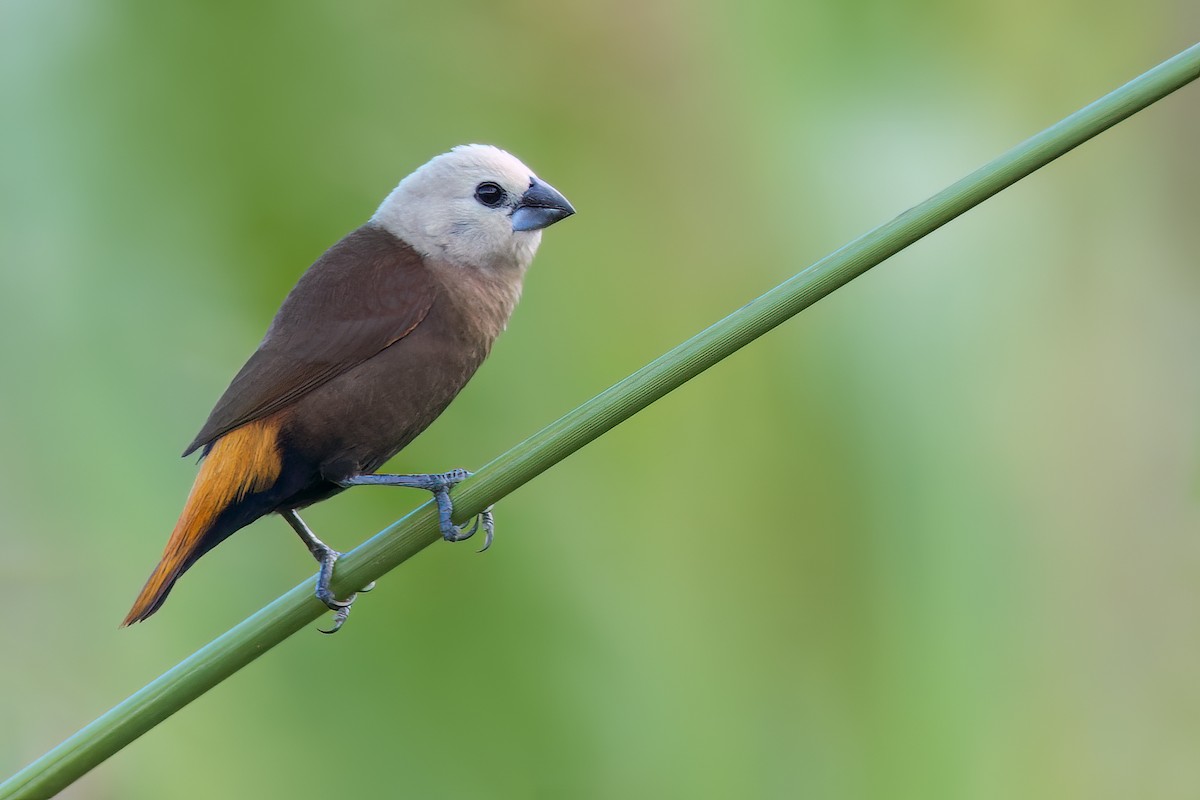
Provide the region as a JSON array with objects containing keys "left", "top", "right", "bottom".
[{"left": 371, "top": 144, "right": 575, "bottom": 272}]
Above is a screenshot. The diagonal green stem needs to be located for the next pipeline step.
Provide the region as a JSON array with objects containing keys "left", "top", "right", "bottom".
[{"left": 4, "top": 41, "right": 1198, "bottom": 800}]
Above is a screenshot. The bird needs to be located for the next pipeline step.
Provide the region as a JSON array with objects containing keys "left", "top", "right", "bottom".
[{"left": 122, "top": 144, "right": 575, "bottom": 633}]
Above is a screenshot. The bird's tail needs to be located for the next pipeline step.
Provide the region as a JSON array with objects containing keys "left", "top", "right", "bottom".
[{"left": 122, "top": 416, "right": 284, "bottom": 626}]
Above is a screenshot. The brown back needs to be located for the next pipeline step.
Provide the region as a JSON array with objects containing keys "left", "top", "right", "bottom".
[{"left": 184, "top": 226, "right": 437, "bottom": 455}]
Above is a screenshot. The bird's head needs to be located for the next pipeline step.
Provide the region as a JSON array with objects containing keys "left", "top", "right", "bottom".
[{"left": 372, "top": 144, "right": 575, "bottom": 272}]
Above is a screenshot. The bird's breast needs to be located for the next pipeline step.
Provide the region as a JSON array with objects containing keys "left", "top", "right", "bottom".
[{"left": 280, "top": 294, "right": 498, "bottom": 482}]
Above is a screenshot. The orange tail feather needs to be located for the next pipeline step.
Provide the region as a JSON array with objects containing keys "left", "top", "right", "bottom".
[{"left": 122, "top": 416, "right": 284, "bottom": 626}]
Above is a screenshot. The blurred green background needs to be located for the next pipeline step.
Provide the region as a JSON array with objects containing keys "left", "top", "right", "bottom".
[{"left": 2, "top": 1, "right": 1198, "bottom": 798}]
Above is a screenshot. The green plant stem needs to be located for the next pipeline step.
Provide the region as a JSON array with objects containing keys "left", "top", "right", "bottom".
[{"left": 5, "top": 41, "right": 1198, "bottom": 800}]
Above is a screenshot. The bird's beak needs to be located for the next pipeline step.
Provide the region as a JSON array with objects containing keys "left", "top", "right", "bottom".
[{"left": 511, "top": 179, "right": 576, "bottom": 232}]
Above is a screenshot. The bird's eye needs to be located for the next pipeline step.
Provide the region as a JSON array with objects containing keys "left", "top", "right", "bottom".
[{"left": 474, "top": 182, "right": 506, "bottom": 208}]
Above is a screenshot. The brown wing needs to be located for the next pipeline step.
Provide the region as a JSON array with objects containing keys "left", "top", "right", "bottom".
[{"left": 183, "top": 225, "right": 437, "bottom": 456}]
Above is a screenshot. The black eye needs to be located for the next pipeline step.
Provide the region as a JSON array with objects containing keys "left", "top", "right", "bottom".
[{"left": 474, "top": 182, "right": 506, "bottom": 208}]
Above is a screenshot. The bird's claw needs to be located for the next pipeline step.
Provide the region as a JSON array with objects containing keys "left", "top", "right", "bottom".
[
  {"left": 429, "top": 473, "right": 495, "bottom": 550},
  {"left": 477, "top": 507, "right": 495, "bottom": 552},
  {"left": 313, "top": 549, "right": 371, "bottom": 634},
  {"left": 281, "top": 508, "right": 372, "bottom": 635},
  {"left": 316, "top": 597, "right": 352, "bottom": 633},
  {"left": 338, "top": 468, "right": 495, "bottom": 552},
  {"left": 443, "top": 515, "right": 479, "bottom": 542},
  {"left": 440, "top": 506, "right": 495, "bottom": 552}
]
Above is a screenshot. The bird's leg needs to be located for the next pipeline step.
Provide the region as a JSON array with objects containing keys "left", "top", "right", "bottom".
[
  {"left": 338, "top": 469, "right": 496, "bottom": 551},
  {"left": 279, "top": 508, "right": 369, "bottom": 634}
]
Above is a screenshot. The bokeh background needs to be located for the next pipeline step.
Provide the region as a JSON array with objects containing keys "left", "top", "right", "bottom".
[{"left": 2, "top": 2, "right": 1198, "bottom": 798}]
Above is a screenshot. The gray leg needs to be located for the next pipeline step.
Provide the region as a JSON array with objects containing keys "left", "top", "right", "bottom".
[
  {"left": 338, "top": 469, "right": 495, "bottom": 551},
  {"left": 280, "top": 508, "right": 370, "bottom": 634}
]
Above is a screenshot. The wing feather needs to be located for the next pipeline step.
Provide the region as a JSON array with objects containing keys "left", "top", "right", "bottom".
[{"left": 183, "top": 226, "right": 436, "bottom": 456}]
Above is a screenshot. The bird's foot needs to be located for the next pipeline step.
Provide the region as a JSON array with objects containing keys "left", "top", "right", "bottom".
[
  {"left": 444, "top": 505, "right": 496, "bottom": 552},
  {"left": 339, "top": 469, "right": 497, "bottom": 551},
  {"left": 314, "top": 548, "right": 362, "bottom": 635},
  {"left": 280, "top": 507, "right": 372, "bottom": 634},
  {"left": 422, "top": 473, "right": 494, "bottom": 551}
]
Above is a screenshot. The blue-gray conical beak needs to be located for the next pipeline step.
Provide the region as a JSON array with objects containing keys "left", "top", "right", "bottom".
[{"left": 511, "top": 179, "right": 575, "bottom": 232}]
